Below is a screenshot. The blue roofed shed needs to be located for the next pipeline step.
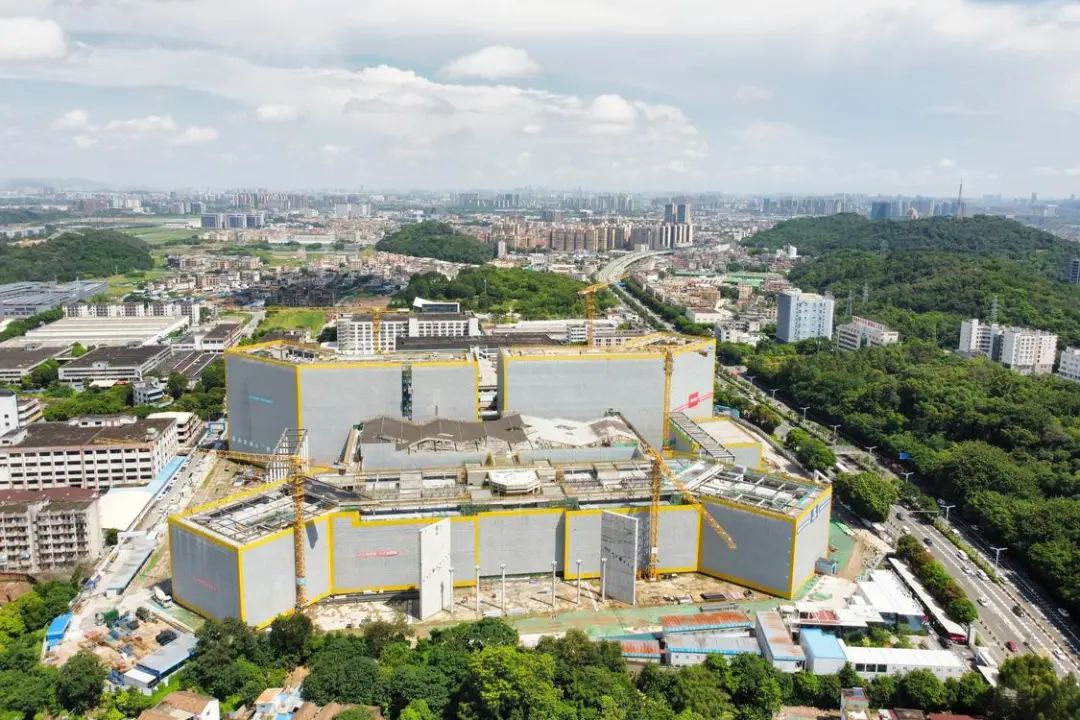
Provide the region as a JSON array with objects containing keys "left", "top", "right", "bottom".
[{"left": 800, "top": 628, "right": 847, "bottom": 674}]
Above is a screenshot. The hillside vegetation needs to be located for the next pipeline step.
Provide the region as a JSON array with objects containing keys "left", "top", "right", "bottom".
[
  {"left": 392, "top": 266, "right": 616, "bottom": 320},
  {"left": 376, "top": 221, "right": 493, "bottom": 264},
  {"left": 788, "top": 250, "right": 1080, "bottom": 346},
  {"left": 0, "top": 229, "right": 153, "bottom": 283},
  {"left": 743, "top": 340, "right": 1080, "bottom": 617},
  {"left": 749, "top": 214, "right": 1075, "bottom": 279}
]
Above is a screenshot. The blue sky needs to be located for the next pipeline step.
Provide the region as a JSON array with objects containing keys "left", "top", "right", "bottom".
[{"left": 1, "top": 0, "right": 1079, "bottom": 195}]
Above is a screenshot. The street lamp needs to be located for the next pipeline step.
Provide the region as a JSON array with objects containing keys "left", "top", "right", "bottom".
[
  {"left": 769, "top": 388, "right": 779, "bottom": 401},
  {"left": 940, "top": 503, "right": 956, "bottom": 522},
  {"left": 865, "top": 445, "right": 877, "bottom": 458},
  {"left": 829, "top": 424, "right": 841, "bottom": 444},
  {"left": 600, "top": 557, "right": 607, "bottom": 602},
  {"left": 474, "top": 564, "right": 481, "bottom": 615},
  {"left": 991, "top": 546, "right": 1006, "bottom": 573},
  {"left": 901, "top": 471, "right": 914, "bottom": 483},
  {"left": 500, "top": 563, "right": 507, "bottom": 616},
  {"left": 800, "top": 406, "right": 810, "bottom": 421},
  {"left": 746, "top": 374, "right": 756, "bottom": 387}
]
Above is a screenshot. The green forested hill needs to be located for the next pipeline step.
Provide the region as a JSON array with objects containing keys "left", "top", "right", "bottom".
[
  {"left": 392, "top": 266, "right": 616, "bottom": 320},
  {"left": 750, "top": 214, "right": 1075, "bottom": 279},
  {"left": 0, "top": 229, "right": 153, "bottom": 283},
  {"left": 788, "top": 249, "right": 1080, "bottom": 346},
  {"left": 376, "top": 221, "right": 493, "bottom": 264}
]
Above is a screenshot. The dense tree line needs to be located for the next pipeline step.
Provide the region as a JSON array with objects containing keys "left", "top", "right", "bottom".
[
  {"left": 170, "top": 613, "right": 1064, "bottom": 719},
  {"left": 895, "top": 534, "right": 979, "bottom": 624},
  {"left": 0, "top": 307, "right": 63, "bottom": 343},
  {"left": 392, "top": 267, "right": 616, "bottom": 321},
  {"left": 0, "top": 208, "right": 71, "bottom": 225},
  {"left": 783, "top": 428, "right": 836, "bottom": 473},
  {"left": 376, "top": 221, "right": 493, "bottom": 265},
  {"left": 622, "top": 278, "right": 713, "bottom": 336},
  {"left": 834, "top": 471, "right": 898, "bottom": 522},
  {"left": 0, "top": 579, "right": 111, "bottom": 719},
  {"left": 749, "top": 214, "right": 1076, "bottom": 279},
  {"left": 741, "top": 340, "right": 1080, "bottom": 616},
  {"left": 0, "top": 229, "right": 153, "bottom": 283}
]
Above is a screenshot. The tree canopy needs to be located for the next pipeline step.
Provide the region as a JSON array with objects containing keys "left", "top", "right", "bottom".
[
  {"left": 392, "top": 267, "right": 616, "bottom": 321},
  {"left": 0, "top": 229, "right": 153, "bottom": 283},
  {"left": 376, "top": 221, "right": 493, "bottom": 265}
]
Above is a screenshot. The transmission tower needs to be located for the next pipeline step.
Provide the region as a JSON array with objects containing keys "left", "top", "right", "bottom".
[
  {"left": 862, "top": 282, "right": 869, "bottom": 304},
  {"left": 989, "top": 295, "right": 999, "bottom": 325}
]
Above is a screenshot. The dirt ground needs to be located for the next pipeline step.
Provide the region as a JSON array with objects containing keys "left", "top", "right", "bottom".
[
  {"left": 46, "top": 605, "right": 183, "bottom": 670},
  {"left": 777, "top": 706, "right": 841, "bottom": 720}
]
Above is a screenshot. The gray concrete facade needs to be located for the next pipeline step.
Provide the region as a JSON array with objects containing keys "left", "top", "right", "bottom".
[
  {"left": 477, "top": 511, "right": 565, "bottom": 575},
  {"left": 411, "top": 363, "right": 477, "bottom": 422},
  {"left": 300, "top": 365, "right": 403, "bottom": 462},
  {"left": 600, "top": 511, "right": 638, "bottom": 605},
  {"left": 226, "top": 356, "right": 298, "bottom": 455},
  {"left": 792, "top": 493, "right": 831, "bottom": 592},
  {"left": 699, "top": 500, "right": 793, "bottom": 596},
  {"left": 332, "top": 515, "right": 420, "bottom": 590},
  {"left": 169, "top": 523, "right": 240, "bottom": 621}
]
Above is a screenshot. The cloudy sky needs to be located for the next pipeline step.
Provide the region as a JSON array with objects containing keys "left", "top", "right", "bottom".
[{"left": 1, "top": 1, "right": 1079, "bottom": 195}]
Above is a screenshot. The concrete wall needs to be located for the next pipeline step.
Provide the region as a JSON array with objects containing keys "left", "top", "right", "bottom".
[
  {"left": 226, "top": 356, "right": 297, "bottom": 455},
  {"left": 600, "top": 511, "right": 638, "bottom": 605},
  {"left": 451, "top": 518, "right": 476, "bottom": 582},
  {"left": 477, "top": 510, "right": 565, "bottom": 575},
  {"left": 699, "top": 500, "right": 794, "bottom": 597},
  {"left": 668, "top": 346, "right": 716, "bottom": 430},
  {"left": 418, "top": 519, "right": 452, "bottom": 619},
  {"left": 792, "top": 490, "right": 832, "bottom": 593},
  {"left": 300, "top": 365, "right": 403, "bottom": 463},
  {"left": 411, "top": 363, "right": 477, "bottom": 421},
  {"left": 565, "top": 511, "right": 602, "bottom": 577},
  {"left": 500, "top": 354, "right": 666, "bottom": 445},
  {"left": 359, "top": 444, "right": 486, "bottom": 471},
  {"left": 332, "top": 515, "right": 421, "bottom": 590},
  {"left": 169, "top": 522, "right": 240, "bottom": 621},
  {"left": 239, "top": 532, "right": 293, "bottom": 627},
  {"left": 516, "top": 447, "right": 639, "bottom": 465}
]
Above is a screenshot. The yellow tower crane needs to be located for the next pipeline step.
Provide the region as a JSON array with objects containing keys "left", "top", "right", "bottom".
[
  {"left": 577, "top": 274, "right": 624, "bottom": 347},
  {"left": 208, "top": 447, "right": 311, "bottom": 609}
]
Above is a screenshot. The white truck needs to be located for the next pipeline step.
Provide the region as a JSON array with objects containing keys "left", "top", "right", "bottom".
[{"left": 152, "top": 586, "right": 173, "bottom": 609}]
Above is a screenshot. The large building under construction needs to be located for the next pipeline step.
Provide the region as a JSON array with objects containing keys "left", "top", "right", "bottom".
[
  {"left": 225, "top": 335, "right": 716, "bottom": 463},
  {"left": 170, "top": 412, "right": 831, "bottom": 628},
  {"left": 173, "top": 334, "right": 832, "bottom": 627}
]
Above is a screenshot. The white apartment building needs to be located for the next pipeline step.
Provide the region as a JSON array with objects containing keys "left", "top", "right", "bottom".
[
  {"left": 148, "top": 411, "right": 203, "bottom": 446},
  {"left": 65, "top": 300, "right": 202, "bottom": 326},
  {"left": 958, "top": 319, "right": 1058, "bottom": 375},
  {"left": 1057, "top": 346, "right": 1080, "bottom": 382},
  {"left": 0, "top": 487, "right": 103, "bottom": 572},
  {"left": 337, "top": 311, "right": 481, "bottom": 355},
  {"left": 0, "top": 415, "right": 178, "bottom": 490},
  {"left": 835, "top": 316, "right": 899, "bottom": 352},
  {"left": 171, "top": 322, "right": 243, "bottom": 353},
  {"left": 776, "top": 289, "right": 835, "bottom": 343}
]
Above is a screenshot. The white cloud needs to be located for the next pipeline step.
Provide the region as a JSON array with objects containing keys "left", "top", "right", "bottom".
[
  {"left": 1065, "top": 168, "right": 1080, "bottom": 177},
  {"left": 440, "top": 45, "right": 539, "bottom": 80},
  {"left": 522, "top": 123, "right": 542, "bottom": 134},
  {"left": 51, "top": 109, "right": 89, "bottom": 131},
  {"left": 737, "top": 120, "right": 801, "bottom": 143},
  {"left": 255, "top": 104, "right": 300, "bottom": 123},
  {"left": 104, "top": 115, "right": 178, "bottom": 138},
  {"left": 321, "top": 144, "right": 351, "bottom": 156},
  {"left": 735, "top": 85, "right": 773, "bottom": 103},
  {"left": 938, "top": 157, "right": 956, "bottom": 169},
  {"left": 0, "top": 17, "right": 68, "bottom": 62},
  {"left": 1031, "top": 166, "right": 1058, "bottom": 176},
  {"left": 72, "top": 135, "right": 96, "bottom": 149},
  {"left": 170, "top": 126, "right": 219, "bottom": 146},
  {"left": 923, "top": 104, "right": 996, "bottom": 117}
]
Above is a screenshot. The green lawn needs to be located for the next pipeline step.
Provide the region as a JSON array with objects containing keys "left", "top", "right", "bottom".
[
  {"left": 103, "top": 269, "right": 174, "bottom": 298},
  {"left": 258, "top": 308, "right": 327, "bottom": 335},
  {"left": 122, "top": 226, "right": 201, "bottom": 245}
]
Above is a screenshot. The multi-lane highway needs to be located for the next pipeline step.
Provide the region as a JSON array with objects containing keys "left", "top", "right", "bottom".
[{"left": 883, "top": 508, "right": 1078, "bottom": 675}]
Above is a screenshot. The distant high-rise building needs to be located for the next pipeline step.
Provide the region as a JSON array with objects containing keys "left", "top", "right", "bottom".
[
  {"left": 200, "top": 213, "right": 224, "bottom": 230},
  {"left": 1066, "top": 257, "right": 1080, "bottom": 285},
  {"left": 869, "top": 201, "right": 891, "bottom": 220},
  {"left": 776, "top": 289, "right": 835, "bottom": 343},
  {"left": 676, "top": 202, "right": 690, "bottom": 224},
  {"left": 664, "top": 202, "right": 676, "bottom": 224}
]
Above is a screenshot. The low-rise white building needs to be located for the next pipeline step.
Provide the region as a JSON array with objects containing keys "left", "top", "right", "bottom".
[
  {"left": 59, "top": 345, "right": 169, "bottom": 384},
  {"left": 0, "top": 415, "right": 178, "bottom": 490},
  {"left": 148, "top": 411, "right": 203, "bottom": 446},
  {"left": 958, "top": 319, "right": 1058, "bottom": 375},
  {"left": 835, "top": 316, "right": 899, "bottom": 352},
  {"left": 839, "top": 643, "right": 965, "bottom": 681},
  {"left": 132, "top": 379, "right": 167, "bottom": 405}
]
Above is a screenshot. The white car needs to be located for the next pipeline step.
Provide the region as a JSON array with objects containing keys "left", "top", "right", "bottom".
[
  {"left": 978, "top": 596, "right": 989, "bottom": 606},
  {"left": 1053, "top": 649, "right": 1066, "bottom": 660}
]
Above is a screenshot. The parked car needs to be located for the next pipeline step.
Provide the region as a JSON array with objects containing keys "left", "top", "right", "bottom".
[
  {"left": 977, "top": 596, "right": 989, "bottom": 606},
  {"left": 923, "top": 536, "right": 933, "bottom": 546},
  {"left": 1012, "top": 604, "right": 1024, "bottom": 617},
  {"left": 1005, "top": 640, "right": 1019, "bottom": 652},
  {"left": 937, "top": 636, "right": 952, "bottom": 648},
  {"left": 156, "top": 629, "right": 178, "bottom": 646}
]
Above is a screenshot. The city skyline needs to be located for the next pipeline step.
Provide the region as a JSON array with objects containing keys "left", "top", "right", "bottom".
[{"left": 2, "top": 1, "right": 1080, "bottom": 195}]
